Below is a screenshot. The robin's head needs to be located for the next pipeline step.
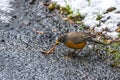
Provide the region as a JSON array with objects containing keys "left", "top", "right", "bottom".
[{"left": 55, "top": 34, "right": 68, "bottom": 45}]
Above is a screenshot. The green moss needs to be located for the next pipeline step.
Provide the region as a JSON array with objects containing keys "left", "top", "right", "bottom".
[
  {"left": 106, "top": 42, "right": 120, "bottom": 67},
  {"left": 118, "top": 33, "right": 120, "bottom": 37},
  {"left": 59, "top": 6, "right": 73, "bottom": 14},
  {"left": 79, "top": 25, "right": 86, "bottom": 30},
  {"left": 96, "top": 14, "right": 103, "bottom": 20},
  {"left": 48, "top": 3, "right": 56, "bottom": 11},
  {"left": 111, "top": 42, "right": 120, "bottom": 48},
  {"left": 75, "top": 20, "right": 83, "bottom": 24}
]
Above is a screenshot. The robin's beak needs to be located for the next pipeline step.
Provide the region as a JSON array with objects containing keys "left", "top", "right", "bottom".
[{"left": 55, "top": 39, "right": 60, "bottom": 45}]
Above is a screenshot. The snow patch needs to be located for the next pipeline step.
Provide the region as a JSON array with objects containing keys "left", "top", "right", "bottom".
[
  {"left": 52, "top": 0, "right": 120, "bottom": 39},
  {"left": 0, "top": 0, "right": 14, "bottom": 23}
]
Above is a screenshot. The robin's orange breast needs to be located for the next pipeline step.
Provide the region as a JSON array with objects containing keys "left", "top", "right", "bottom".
[{"left": 65, "top": 40, "right": 87, "bottom": 49}]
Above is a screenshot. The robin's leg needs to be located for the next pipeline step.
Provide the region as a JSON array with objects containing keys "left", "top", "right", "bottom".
[
  {"left": 64, "top": 49, "right": 80, "bottom": 59},
  {"left": 79, "top": 44, "right": 91, "bottom": 57},
  {"left": 69, "top": 49, "right": 82, "bottom": 58},
  {"left": 75, "top": 49, "right": 82, "bottom": 53},
  {"left": 85, "top": 43, "right": 99, "bottom": 57}
]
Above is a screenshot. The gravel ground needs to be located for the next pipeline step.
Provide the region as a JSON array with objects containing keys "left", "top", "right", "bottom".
[{"left": 0, "top": 0, "right": 120, "bottom": 80}]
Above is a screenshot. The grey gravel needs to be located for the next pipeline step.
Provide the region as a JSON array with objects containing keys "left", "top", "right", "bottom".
[{"left": 0, "top": 0, "right": 120, "bottom": 80}]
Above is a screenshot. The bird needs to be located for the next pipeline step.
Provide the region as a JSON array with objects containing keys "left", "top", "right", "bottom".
[
  {"left": 41, "top": 32, "right": 105, "bottom": 55},
  {"left": 55, "top": 32, "right": 95, "bottom": 49}
]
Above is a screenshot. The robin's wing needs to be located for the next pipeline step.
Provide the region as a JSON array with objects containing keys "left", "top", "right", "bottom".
[{"left": 70, "top": 32, "right": 95, "bottom": 44}]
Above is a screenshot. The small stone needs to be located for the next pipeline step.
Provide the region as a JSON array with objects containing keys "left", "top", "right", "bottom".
[
  {"left": 21, "top": 20, "right": 31, "bottom": 26},
  {"left": 28, "top": 0, "right": 36, "bottom": 4},
  {"left": 12, "top": 15, "right": 17, "bottom": 19},
  {"left": 116, "top": 22, "right": 120, "bottom": 32},
  {"left": 52, "top": 28, "right": 57, "bottom": 32},
  {"left": 43, "top": 0, "right": 50, "bottom": 3},
  {"left": 63, "top": 56, "right": 71, "bottom": 60},
  {"left": 117, "top": 22, "right": 120, "bottom": 27},
  {"left": 115, "top": 11, "right": 120, "bottom": 13},
  {"left": 1, "top": 39, "right": 5, "bottom": 42},
  {"left": 106, "top": 7, "right": 116, "bottom": 13},
  {"left": 43, "top": 3, "right": 50, "bottom": 6},
  {"left": 33, "top": 28, "right": 44, "bottom": 34},
  {"left": 3, "top": 23, "right": 10, "bottom": 27}
]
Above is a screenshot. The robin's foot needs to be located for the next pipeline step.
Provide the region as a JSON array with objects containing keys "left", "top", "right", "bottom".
[{"left": 66, "top": 50, "right": 80, "bottom": 59}]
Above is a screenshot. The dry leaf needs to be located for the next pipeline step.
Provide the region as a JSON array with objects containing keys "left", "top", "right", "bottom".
[
  {"left": 104, "top": 39, "right": 113, "bottom": 44},
  {"left": 116, "top": 27, "right": 120, "bottom": 32},
  {"left": 62, "top": 17, "right": 69, "bottom": 21},
  {"left": 62, "top": 17, "right": 75, "bottom": 24},
  {"left": 68, "top": 19, "right": 75, "bottom": 24},
  {"left": 43, "top": 3, "right": 50, "bottom": 6},
  {"left": 41, "top": 44, "right": 56, "bottom": 55}
]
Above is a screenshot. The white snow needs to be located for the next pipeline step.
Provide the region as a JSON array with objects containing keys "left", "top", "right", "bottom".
[
  {"left": 52, "top": 0, "right": 120, "bottom": 39},
  {"left": 106, "top": 32, "right": 119, "bottom": 40},
  {"left": 0, "top": 0, "right": 14, "bottom": 23}
]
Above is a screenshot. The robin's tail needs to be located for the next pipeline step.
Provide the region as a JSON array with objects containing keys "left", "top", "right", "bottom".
[{"left": 87, "top": 38, "right": 107, "bottom": 45}]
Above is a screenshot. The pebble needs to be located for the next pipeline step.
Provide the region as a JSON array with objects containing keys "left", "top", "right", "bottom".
[{"left": 21, "top": 20, "right": 31, "bottom": 26}]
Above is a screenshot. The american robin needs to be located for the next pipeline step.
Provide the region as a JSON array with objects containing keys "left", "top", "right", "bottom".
[
  {"left": 55, "top": 32, "right": 96, "bottom": 49},
  {"left": 41, "top": 32, "right": 105, "bottom": 54}
]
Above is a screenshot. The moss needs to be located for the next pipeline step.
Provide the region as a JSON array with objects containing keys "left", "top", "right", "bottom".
[
  {"left": 96, "top": 14, "right": 103, "bottom": 20},
  {"left": 105, "top": 42, "right": 120, "bottom": 67},
  {"left": 59, "top": 6, "right": 73, "bottom": 14},
  {"left": 118, "top": 33, "right": 120, "bottom": 37},
  {"left": 48, "top": 3, "right": 56, "bottom": 11}
]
